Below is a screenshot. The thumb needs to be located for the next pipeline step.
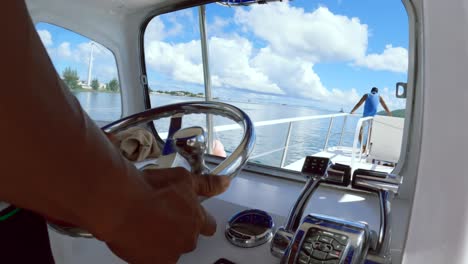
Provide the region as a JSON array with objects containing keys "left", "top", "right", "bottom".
[{"left": 193, "top": 175, "right": 231, "bottom": 197}]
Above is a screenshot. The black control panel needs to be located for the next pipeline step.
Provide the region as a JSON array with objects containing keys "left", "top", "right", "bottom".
[
  {"left": 296, "top": 228, "right": 349, "bottom": 264},
  {"left": 301, "top": 156, "right": 331, "bottom": 177}
]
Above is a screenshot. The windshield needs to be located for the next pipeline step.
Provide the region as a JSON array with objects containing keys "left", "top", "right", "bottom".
[{"left": 143, "top": 0, "right": 409, "bottom": 173}]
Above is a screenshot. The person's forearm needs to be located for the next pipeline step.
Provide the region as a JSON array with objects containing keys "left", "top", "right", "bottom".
[
  {"left": 350, "top": 96, "right": 365, "bottom": 114},
  {"left": 381, "top": 100, "right": 391, "bottom": 114},
  {"left": 385, "top": 105, "right": 392, "bottom": 114},
  {"left": 0, "top": 1, "right": 146, "bottom": 239}
]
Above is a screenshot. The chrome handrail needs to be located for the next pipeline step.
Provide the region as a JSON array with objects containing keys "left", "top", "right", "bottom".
[
  {"left": 214, "top": 112, "right": 350, "bottom": 132},
  {"left": 280, "top": 122, "right": 293, "bottom": 168},
  {"left": 351, "top": 116, "right": 374, "bottom": 170},
  {"left": 223, "top": 113, "right": 357, "bottom": 168},
  {"left": 151, "top": 112, "right": 351, "bottom": 167},
  {"left": 323, "top": 116, "right": 335, "bottom": 150},
  {"left": 147, "top": 112, "right": 369, "bottom": 169},
  {"left": 339, "top": 115, "right": 348, "bottom": 145}
]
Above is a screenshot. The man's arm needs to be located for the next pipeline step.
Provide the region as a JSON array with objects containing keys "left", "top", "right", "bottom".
[
  {"left": 379, "top": 96, "right": 392, "bottom": 116},
  {"left": 1, "top": 0, "right": 143, "bottom": 237},
  {"left": 350, "top": 95, "right": 367, "bottom": 114},
  {"left": 0, "top": 2, "right": 227, "bottom": 262}
]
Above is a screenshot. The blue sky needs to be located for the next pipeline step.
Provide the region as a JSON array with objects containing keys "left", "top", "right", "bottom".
[
  {"left": 36, "top": 23, "right": 119, "bottom": 86},
  {"left": 36, "top": 0, "right": 408, "bottom": 112}
]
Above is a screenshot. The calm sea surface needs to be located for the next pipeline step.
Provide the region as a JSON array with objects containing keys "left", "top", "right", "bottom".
[{"left": 74, "top": 92, "right": 364, "bottom": 167}]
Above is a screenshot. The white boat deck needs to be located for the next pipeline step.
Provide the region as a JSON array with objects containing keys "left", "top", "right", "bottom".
[{"left": 284, "top": 146, "right": 395, "bottom": 174}]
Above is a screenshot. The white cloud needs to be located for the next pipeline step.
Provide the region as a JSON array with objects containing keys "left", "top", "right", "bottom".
[
  {"left": 234, "top": 5, "right": 368, "bottom": 63},
  {"left": 330, "top": 88, "right": 361, "bottom": 107},
  {"left": 145, "top": 36, "right": 283, "bottom": 95},
  {"left": 38, "top": 30, "right": 53, "bottom": 47},
  {"left": 379, "top": 87, "right": 406, "bottom": 110},
  {"left": 165, "top": 16, "right": 184, "bottom": 38},
  {"left": 141, "top": 3, "right": 407, "bottom": 110},
  {"left": 208, "top": 16, "right": 232, "bottom": 37},
  {"left": 143, "top": 5, "right": 366, "bottom": 107},
  {"left": 355, "top": 44, "right": 408, "bottom": 73},
  {"left": 57, "top": 42, "right": 72, "bottom": 58},
  {"left": 145, "top": 34, "right": 362, "bottom": 107},
  {"left": 55, "top": 41, "right": 111, "bottom": 64},
  {"left": 251, "top": 46, "right": 327, "bottom": 97},
  {"left": 145, "top": 36, "right": 284, "bottom": 95},
  {"left": 146, "top": 40, "right": 204, "bottom": 85},
  {"left": 146, "top": 17, "right": 167, "bottom": 42},
  {"left": 145, "top": 9, "right": 195, "bottom": 43},
  {"left": 250, "top": 47, "right": 361, "bottom": 106},
  {"left": 165, "top": 8, "right": 195, "bottom": 24},
  {"left": 37, "top": 3, "right": 406, "bottom": 111},
  {"left": 209, "top": 37, "right": 283, "bottom": 94}
]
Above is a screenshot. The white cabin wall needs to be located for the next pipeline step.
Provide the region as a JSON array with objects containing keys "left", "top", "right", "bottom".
[
  {"left": 116, "top": 12, "right": 150, "bottom": 116},
  {"left": 402, "top": 0, "right": 468, "bottom": 263}
]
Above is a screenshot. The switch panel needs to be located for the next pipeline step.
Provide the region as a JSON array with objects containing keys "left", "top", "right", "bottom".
[{"left": 301, "top": 156, "right": 331, "bottom": 178}]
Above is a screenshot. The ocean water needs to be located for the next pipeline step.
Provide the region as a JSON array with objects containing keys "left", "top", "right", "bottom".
[{"left": 74, "top": 92, "right": 365, "bottom": 167}]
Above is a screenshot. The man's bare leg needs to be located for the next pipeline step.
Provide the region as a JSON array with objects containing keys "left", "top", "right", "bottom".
[{"left": 359, "top": 126, "right": 366, "bottom": 153}]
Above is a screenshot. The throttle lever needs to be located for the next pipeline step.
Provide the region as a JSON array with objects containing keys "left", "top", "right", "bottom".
[
  {"left": 271, "top": 156, "right": 333, "bottom": 258},
  {"left": 351, "top": 169, "right": 403, "bottom": 263}
]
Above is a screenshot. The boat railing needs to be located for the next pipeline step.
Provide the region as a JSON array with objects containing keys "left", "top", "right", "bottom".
[
  {"left": 213, "top": 112, "right": 368, "bottom": 168},
  {"left": 98, "top": 112, "right": 372, "bottom": 168},
  {"left": 350, "top": 116, "right": 374, "bottom": 170}
]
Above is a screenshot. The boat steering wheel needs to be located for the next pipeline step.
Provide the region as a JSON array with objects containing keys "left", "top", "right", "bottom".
[
  {"left": 103, "top": 101, "right": 256, "bottom": 177},
  {"left": 49, "top": 101, "right": 256, "bottom": 238}
]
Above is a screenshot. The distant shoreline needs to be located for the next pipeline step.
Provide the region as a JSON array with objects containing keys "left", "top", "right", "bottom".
[
  {"left": 72, "top": 89, "right": 380, "bottom": 115},
  {"left": 71, "top": 88, "right": 120, "bottom": 94},
  {"left": 150, "top": 90, "right": 220, "bottom": 99},
  {"left": 377, "top": 109, "right": 405, "bottom": 118}
]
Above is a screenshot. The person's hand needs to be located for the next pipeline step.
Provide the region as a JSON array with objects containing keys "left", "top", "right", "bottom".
[{"left": 102, "top": 167, "right": 230, "bottom": 264}]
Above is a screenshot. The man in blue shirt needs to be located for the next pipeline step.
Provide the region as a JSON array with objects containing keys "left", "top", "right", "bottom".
[{"left": 350, "top": 87, "right": 392, "bottom": 151}]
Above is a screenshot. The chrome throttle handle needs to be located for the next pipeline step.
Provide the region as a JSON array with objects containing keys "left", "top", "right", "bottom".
[
  {"left": 271, "top": 156, "right": 333, "bottom": 258},
  {"left": 351, "top": 169, "right": 403, "bottom": 263}
]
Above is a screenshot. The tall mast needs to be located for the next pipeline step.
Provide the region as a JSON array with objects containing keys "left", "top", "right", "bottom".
[
  {"left": 87, "top": 42, "right": 95, "bottom": 86},
  {"left": 199, "top": 5, "right": 214, "bottom": 153}
]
